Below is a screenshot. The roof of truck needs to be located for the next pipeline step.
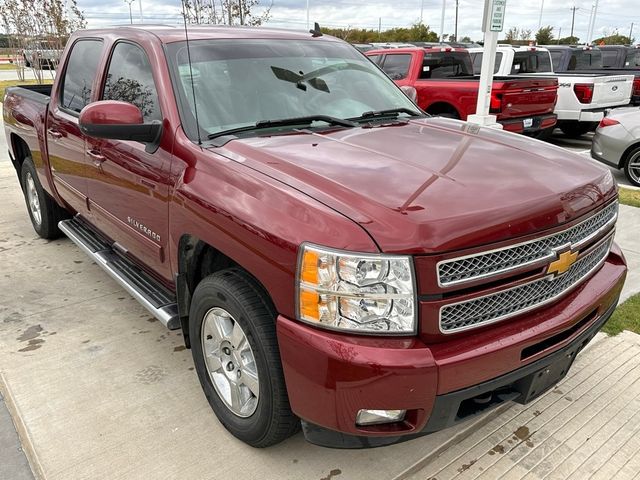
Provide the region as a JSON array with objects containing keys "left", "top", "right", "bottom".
[{"left": 73, "top": 25, "right": 343, "bottom": 44}]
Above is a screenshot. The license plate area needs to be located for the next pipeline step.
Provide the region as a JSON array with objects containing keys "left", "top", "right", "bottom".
[
  {"left": 514, "top": 349, "right": 577, "bottom": 404},
  {"left": 523, "top": 118, "right": 533, "bottom": 128}
]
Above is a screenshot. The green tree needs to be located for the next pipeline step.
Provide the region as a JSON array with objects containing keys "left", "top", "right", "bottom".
[
  {"left": 460, "top": 36, "right": 472, "bottom": 43},
  {"left": 556, "top": 35, "right": 580, "bottom": 45},
  {"left": 592, "top": 34, "right": 632, "bottom": 45},
  {"left": 535, "top": 26, "right": 554, "bottom": 45}
]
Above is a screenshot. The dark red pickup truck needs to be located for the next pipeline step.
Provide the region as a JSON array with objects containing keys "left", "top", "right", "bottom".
[
  {"left": 4, "top": 26, "right": 626, "bottom": 449},
  {"left": 367, "top": 47, "right": 559, "bottom": 135}
]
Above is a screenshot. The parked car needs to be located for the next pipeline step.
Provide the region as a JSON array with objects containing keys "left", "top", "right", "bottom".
[
  {"left": 3, "top": 26, "right": 626, "bottom": 449},
  {"left": 598, "top": 45, "right": 640, "bottom": 69},
  {"left": 22, "top": 40, "right": 62, "bottom": 69},
  {"left": 591, "top": 107, "right": 640, "bottom": 186},
  {"left": 544, "top": 45, "right": 640, "bottom": 106},
  {"left": 468, "top": 46, "right": 634, "bottom": 137},
  {"left": 370, "top": 42, "right": 415, "bottom": 49},
  {"left": 366, "top": 46, "right": 559, "bottom": 134}
]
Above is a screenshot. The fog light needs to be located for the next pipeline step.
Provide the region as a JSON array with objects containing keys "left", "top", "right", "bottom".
[{"left": 356, "top": 409, "right": 406, "bottom": 426}]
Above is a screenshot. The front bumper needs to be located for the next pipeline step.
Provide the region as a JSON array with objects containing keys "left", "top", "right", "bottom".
[
  {"left": 277, "top": 246, "right": 627, "bottom": 448},
  {"left": 499, "top": 113, "right": 557, "bottom": 134}
]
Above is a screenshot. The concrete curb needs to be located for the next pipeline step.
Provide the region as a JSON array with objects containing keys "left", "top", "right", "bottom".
[{"left": 0, "top": 372, "right": 44, "bottom": 480}]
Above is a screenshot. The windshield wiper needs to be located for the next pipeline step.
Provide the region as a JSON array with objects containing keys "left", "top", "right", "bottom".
[
  {"left": 350, "top": 108, "right": 424, "bottom": 121},
  {"left": 207, "top": 115, "right": 358, "bottom": 146}
]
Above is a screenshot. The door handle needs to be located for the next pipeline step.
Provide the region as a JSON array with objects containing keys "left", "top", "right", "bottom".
[
  {"left": 48, "top": 128, "right": 62, "bottom": 139},
  {"left": 87, "top": 149, "right": 106, "bottom": 167}
]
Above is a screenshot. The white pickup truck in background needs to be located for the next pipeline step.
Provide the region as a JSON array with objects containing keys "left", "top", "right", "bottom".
[{"left": 468, "top": 46, "right": 634, "bottom": 137}]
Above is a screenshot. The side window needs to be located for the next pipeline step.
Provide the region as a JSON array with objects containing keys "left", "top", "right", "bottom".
[
  {"left": 381, "top": 54, "right": 411, "bottom": 80},
  {"left": 367, "top": 54, "right": 382, "bottom": 65},
  {"left": 471, "top": 53, "right": 482, "bottom": 74},
  {"left": 102, "top": 42, "right": 162, "bottom": 122},
  {"left": 61, "top": 40, "right": 104, "bottom": 113}
]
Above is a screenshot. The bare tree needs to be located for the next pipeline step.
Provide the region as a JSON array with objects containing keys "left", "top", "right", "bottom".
[
  {"left": 182, "top": 0, "right": 272, "bottom": 26},
  {"left": 0, "top": 0, "right": 86, "bottom": 82}
]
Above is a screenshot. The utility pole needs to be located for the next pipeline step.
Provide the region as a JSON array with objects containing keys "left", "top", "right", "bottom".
[
  {"left": 138, "top": 0, "right": 143, "bottom": 23},
  {"left": 587, "top": 0, "right": 599, "bottom": 43},
  {"left": 439, "top": 0, "right": 446, "bottom": 43},
  {"left": 630, "top": 23, "right": 634, "bottom": 43},
  {"left": 538, "top": 0, "right": 544, "bottom": 30},
  {"left": 125, "top": 0, "right": 134, "bottom": 24},
  {"left": 306, "top": 0, "right": 310, "bottom": 30},
  {"left": 454, "top": 0, "right": 459, "bottom": 42},
  {"left": 570, "top": 6, "right": 578, "bottom": 39},
  {"left": 420, "top": 0, "right": 425, "bottom": 24},
  {"left": 378, "top": 17, "right": 382, "bottom": 40},
  {"left": 558, "top": 27, "right": 562, "bottom": 44}
]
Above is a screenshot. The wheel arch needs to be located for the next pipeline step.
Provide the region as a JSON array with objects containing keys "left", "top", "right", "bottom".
[
  {"left": 425, "top": 102, "right": 461, "bottom": 119},
  {"left": 175, "top": 233, "right": 276, "bottom": 348},
  {"left": 620, "top": 141, "right": 640, "bottom": 169},
  {"left": 10, "top": 133, "right": 31, "bottom": 181}
]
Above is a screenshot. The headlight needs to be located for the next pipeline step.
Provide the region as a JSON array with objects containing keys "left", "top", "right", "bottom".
[{"left": 296, "top": 244, "right": 416, "bottom": 334}]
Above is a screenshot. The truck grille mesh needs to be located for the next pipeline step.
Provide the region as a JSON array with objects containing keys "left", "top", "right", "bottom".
[
  {"left": 437, "top": 202, "right": 618, "bottom": 287},
  {"left": 439, "top": 235, "right": 613, "bottom": 333}
]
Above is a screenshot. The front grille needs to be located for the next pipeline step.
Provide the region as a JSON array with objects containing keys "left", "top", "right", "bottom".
[
  {"left": 437, "top": 202, "right": 618, "bottom": 287},
  {"left": 439, "top": 234, "right": 613, "bottom": 333}
]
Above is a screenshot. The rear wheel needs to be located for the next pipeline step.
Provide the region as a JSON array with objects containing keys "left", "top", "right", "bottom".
[
  {"left": 20, "top": 157, "right": 67, "bottom": 239},
  {"left": 189, "top": 269, "right": 299, "bottom": 447},
  {"left": 623, "top": 147, "right": 640, "bottom": 187}
]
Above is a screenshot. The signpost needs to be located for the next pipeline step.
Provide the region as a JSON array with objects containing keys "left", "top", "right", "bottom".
[{"left": 467, "top": 0, "right": 507, "bottom": 128}]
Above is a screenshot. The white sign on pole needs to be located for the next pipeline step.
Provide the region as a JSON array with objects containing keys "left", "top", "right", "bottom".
[{"left": 483, "top": 0, "right": 507, "bottom": 33}]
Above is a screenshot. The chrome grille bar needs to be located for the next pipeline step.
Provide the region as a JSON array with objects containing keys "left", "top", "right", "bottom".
[
  {"left": 439, "top": 233, "right": 614, "bottom": 333},
  {"left": 437, "top": 202, "right": 618, "bottom": 287}
]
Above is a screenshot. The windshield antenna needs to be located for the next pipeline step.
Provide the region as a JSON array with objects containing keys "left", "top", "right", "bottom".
[{"left": 181, "top": 0, "right": 202, "bottom": 145}]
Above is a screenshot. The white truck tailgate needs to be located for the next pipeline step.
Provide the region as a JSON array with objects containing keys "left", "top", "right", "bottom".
[{"left": 592, "top": 75, "right": 634, "bottom": 108}]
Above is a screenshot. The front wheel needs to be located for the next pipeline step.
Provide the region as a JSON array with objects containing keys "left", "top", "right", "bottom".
[
  {"left": 189, "top": 269, "right": 299, "bottom": 447},
  {"left": 623, "top": 147, "right": 640, "bottom": 187}
]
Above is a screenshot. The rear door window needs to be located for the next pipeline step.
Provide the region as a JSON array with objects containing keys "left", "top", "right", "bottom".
[
  {"left": 420, "top": 52, "right": 473, "bottom": 78},
  {"left": 380, "top": 54, "right": 412, "bottom": 80},
  {"left": 102, "top": 42, "right": 162, "bottom": 122},
  {"left": 512, "top": 52, "right": 553, "bottom": 73},
  {"left": 61, "top": 40, "right": 104, "bottom": 113}
]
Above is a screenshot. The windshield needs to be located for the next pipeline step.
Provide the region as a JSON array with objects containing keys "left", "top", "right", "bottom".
[{"left": 165, "top": 39, "right": 418, "bottom": 140}]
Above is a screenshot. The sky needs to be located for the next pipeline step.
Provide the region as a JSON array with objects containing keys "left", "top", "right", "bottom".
[{"left": 77, "top": 0, "right": 639, "bottom": 43}]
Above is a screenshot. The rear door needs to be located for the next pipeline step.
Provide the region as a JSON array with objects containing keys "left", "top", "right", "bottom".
[
  {"left": 47, "top": 39, "right": 104, "bottom": 215},
  {"left": 85, "top": 40, "right": 173, "bottom": 279}
]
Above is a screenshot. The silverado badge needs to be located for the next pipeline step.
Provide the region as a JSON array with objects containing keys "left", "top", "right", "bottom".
[{"left": 547, "top": 250, "right": 579, "bottom": 277}]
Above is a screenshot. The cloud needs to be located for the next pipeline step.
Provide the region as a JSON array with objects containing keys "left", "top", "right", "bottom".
[{"left": 77, "top": 0, "right": 639, "bottom": 43}]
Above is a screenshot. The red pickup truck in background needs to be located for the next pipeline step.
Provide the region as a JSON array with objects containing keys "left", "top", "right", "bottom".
[
  {"left": 367, "top": 47, "right": 559, "bottom": 135},
  {"left": 3, "top": 26, "right": 626, "bottom": 449}
]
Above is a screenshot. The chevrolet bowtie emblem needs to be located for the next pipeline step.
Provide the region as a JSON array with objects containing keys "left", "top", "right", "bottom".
[{"left": 547, "top": 250, "right": 579, "bottom": 276}]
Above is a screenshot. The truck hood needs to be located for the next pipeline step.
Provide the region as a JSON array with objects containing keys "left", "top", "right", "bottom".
[{"left": 213, "top": 117, "right": 616, "bottom": 254}]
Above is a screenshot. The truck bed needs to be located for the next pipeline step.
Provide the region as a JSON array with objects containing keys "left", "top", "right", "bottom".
[{"left": 5, "top": 84, "right": 52, "bottom": 103}]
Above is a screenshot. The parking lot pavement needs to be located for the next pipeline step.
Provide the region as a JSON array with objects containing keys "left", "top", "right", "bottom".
[{"left": 0, "top": 125, "right": 639, "bottom": 480}]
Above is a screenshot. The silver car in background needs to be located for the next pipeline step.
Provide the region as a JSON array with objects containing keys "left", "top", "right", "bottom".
[{"left": 591, "top": 107, "right": 640, "bottom": 187}]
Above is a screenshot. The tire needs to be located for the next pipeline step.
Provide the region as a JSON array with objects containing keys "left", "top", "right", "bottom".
[
  {"left": 559, "top": 122, "right": 595, "bottom": 138},
  {"left": 189, "top": 269, "right": 299, "bottom": 447},
  {"left": 623, "top": 147, "right": 640, "bottom": 187},
  {"left": 20, "top": 157, "right": 66, "bottom": 239}
]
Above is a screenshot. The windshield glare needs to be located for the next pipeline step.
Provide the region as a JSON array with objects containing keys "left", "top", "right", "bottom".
[{"left": 166, "top": 39, "right": 418, "bottom": 139}]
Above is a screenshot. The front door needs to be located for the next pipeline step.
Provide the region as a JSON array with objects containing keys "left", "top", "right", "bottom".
[
  {"left": 85, "top": 41, "right": 173, "bottom": 280},
  {"left": 48, "top": 39, "right": 104, "bottom": 214}
]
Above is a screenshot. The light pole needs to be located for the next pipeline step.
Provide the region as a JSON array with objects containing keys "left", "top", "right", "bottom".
[
  {"left": 454, "top": 0, "right": 459, "bottom": 41},
  {"left": 306, "top": 0, "right": 310, "bottom": 30},
  {"left": 139, "top": 0, "right": 143, "bottom": 23},
  {"left": 420, "top": 0, "right": 425, "bottom": 24},
  {"left": 439, "top": 0, "right": 446, "bottom": 42},
  {"left": 125, "top": 0, "right": 134, "bottom": 24},
  {"left": 538, "top": 0, "right": 544, "bottom": 31}
]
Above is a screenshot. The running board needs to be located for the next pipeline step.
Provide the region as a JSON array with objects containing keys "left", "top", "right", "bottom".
[{"left": 59, "top": 217, "right": 180, "bottom": 330}]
